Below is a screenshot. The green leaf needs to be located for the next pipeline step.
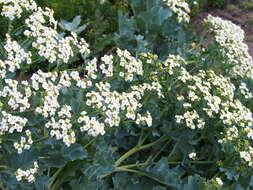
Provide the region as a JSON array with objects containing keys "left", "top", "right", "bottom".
[
  {"left": 82, "top": 141, "right": 117, "bottom": 179},
  {"left": 73, "top": 24, "right": 87, "bottom": 34},
  {"left": 118, "top": 11, "right": 136, "bottom": 36},
  {"left": 145, "top": 157, "right": 184, "bottom": 188},
  {"left": 59, "top": 16, "right": 84, "bottom": 32},
  {"left": 34, "top": 175, "right": 49, "bottom": 190},
  {"left": 150, "top": 6, "right": 172, "bottom": 26},
  {"left": 248, "top": 176, "right": 253, "bottom": 189},
  {"left": 62, "top": 144, "right": 88, "bottom": 161},
  {"left": 72, "top": 16, "right": 82, "bottom": 28},
  {"left": 83, "top": 164, "right": 115, "bottom": 179},
  {"left": 182, "top": 175, "right": 205, "bottom": 190},
  {"left": 9, "top": 149, "right": 39, "bottom": 170},
  {"left": 153, "top": 186, "right": 167, "bottom": 190},
  {"left": 147, "top": 0, "right": 163, "bottom": 10},
  {"left": 220, "top": 168, "right": 240, "bottom": 181},
  {"left": 233, "top": 184, "right": 245, "bottom": 190},
  {"left": 41, "top": 155, "right": 67, "bottom": 168},
  {"left": 112, "top": 172, "right": 157, "bottom": 190},
  {"left": 70, "top": 178, "right": 107, "bottom": 190}
]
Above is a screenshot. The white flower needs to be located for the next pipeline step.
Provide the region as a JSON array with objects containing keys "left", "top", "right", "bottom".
[
  {"left": 215, "top": 177, "right": 223, "bottom": 186},
  {"left": 15, "top": 161, "right": 39, "bottom": 183},
  {"left": 188, "top": 152, "right": 196, "bottom": 159}
]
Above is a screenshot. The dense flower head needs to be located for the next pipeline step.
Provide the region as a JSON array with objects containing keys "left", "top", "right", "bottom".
[
  {"left": 0, "top": 111, "right": 27, "bottom": 135},
  {"left": 164, "top": 0, "right": 190, "bottom": 23},
  {"left": 204, "top": 15, "right": 253, "bottom": 80},
  {"left": 24, "top": 8, "right": 90, "bottom": 63},
  {"left": 0, "top": 0, "right": 37, "bottom": 20}
]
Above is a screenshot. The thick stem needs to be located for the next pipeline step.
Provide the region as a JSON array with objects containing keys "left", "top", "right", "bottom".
[
  {"left": 116, "top": 167, "right": 178, "bottom": 188},
  {"left": 100, "top": 159, "right": 215, "bottom": 180},
  {"left": 118, "top": 160, "right": 215, "bottom": 170},
  {"left": 115, "top": 135, "right": 168, "bottom": 167}
]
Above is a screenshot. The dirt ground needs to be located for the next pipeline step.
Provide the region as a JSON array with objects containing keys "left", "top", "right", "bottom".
[{"left": 191, "top": 1, "right": 253, "bottom": 57}]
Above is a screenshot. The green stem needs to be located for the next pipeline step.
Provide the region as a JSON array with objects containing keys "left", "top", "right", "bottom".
[
  {"left": 100, "top": 159, "right": 215, "bottom": 179},
  {"left": 0, "top": 138, "right": 16, "bottom": 142},
  {"left": 168, "top": 141, "right": 179, "bottom": 160},
  {"left": 168, "top": 160, "right": 215, "bottom": 164},
  {"left": 115, "top": 135, "right": 169, "bottom": 167},
  {"left": 48, "top": 167, "right": 64, "bottom": 190},
  {"left": 117, "top": 163, "right": 148, "bottom": 170},
  {"left": 118, "top": 160, "right": 215, "bottom": 170},
  {"left": 0, "top": 165, "right": 8, "bottom": 169},
  {"left": 152, "top": 139, "right": 171, "bottom": 161},
  {"left": 8, "top": 20, "right": 13, "bottom": 35},
  {"left": 138, "top": 129, "right": 152, "bottom": 146},
  {"left": 116, "top": 167, "right": 178, "bottom": 188},
  {"left": 9, "top": 108, "right": 35, "bottom": 115},
  {"left": 84, "top": 136, "right": 98, "bottom": 149},
  {"left": 34, "top": 136, "right": 49, "bottom": 143},
  {"left": 137, "top": 128, "right": 144, "bottom": 146}
]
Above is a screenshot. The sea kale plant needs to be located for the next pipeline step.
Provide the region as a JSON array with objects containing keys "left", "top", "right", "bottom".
[{"left": 0, "top": 0, "right": 253, "bottom": 190}]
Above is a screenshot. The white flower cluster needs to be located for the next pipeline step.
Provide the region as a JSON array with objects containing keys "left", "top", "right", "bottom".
[
  {"left": 220, "top": 99, "right": 253, "bottom": 128},
  {"left": 175, "top": 110, "right": 205, "bottom": 130},
  {"left": 101, "top": 55, "right": 114, "bottom": 77},
  {"left": 204, "top": 15, "right": 253, "bottom": 80},
  {"left": 0, "top": 111, "right": 27, "bottom": 135},
  {"left": 164, "top": 0, "right": 190, "bottom": 23},
  {"left": 219, "top": 126, "right": 238, "bottom": 142},
  {"left": 45, "top": 105, "right": 75, "bottom": 147},
  {"left": 0, "top": 0, "right": 37, "bottom": 20},
  {"left": 136, "top": 112, "right": 152, "bottom": 127},
  {"left": 161, "top": 55, "right": 253, "bottom": 167},
  {"left": 116, "top": 49, "right": 143, "bottom": 81},
  {"left": 32, "top": 71, "right": 60, "bottom": 118},
  {"left": 240, "top": 147, "right": 253, "bottom": 167},
  {"left": 85, "top": 58, "right": 98, "bottom": 80},
  {"left": 174, "top": 70, "right": 233, "bottom": 129},
  {"left": 1, "top": 0, "right": 90, "bottom": 67},
  {"left": 0, "top": 48, "right": 160, "bottom": 147},
  {"left": 0, "top": 79, "right": 31, "bottom": 111},
  {"left": 0, "top": 34, "right": 31, "bottom": 77},
  {"left": 86, "top": 81, "right": 162, "bottom": 128},
  {"left": 239, "top": 82, "right": 253, "bottom": 99},
  {"left": 15, "top": 161, "right": 38, "bottom": 183},
  {"left": 162, "top": 54, "right": 188, "bottom": 77},
  {"left": 78, "top": 111, "right": 106, "bottom": 136},
  {"left": 24, "top": 8, "right": 90, "bottom": 63},
  {"left": 14, "top": 129, "right": 33, "bottom": 154}
]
